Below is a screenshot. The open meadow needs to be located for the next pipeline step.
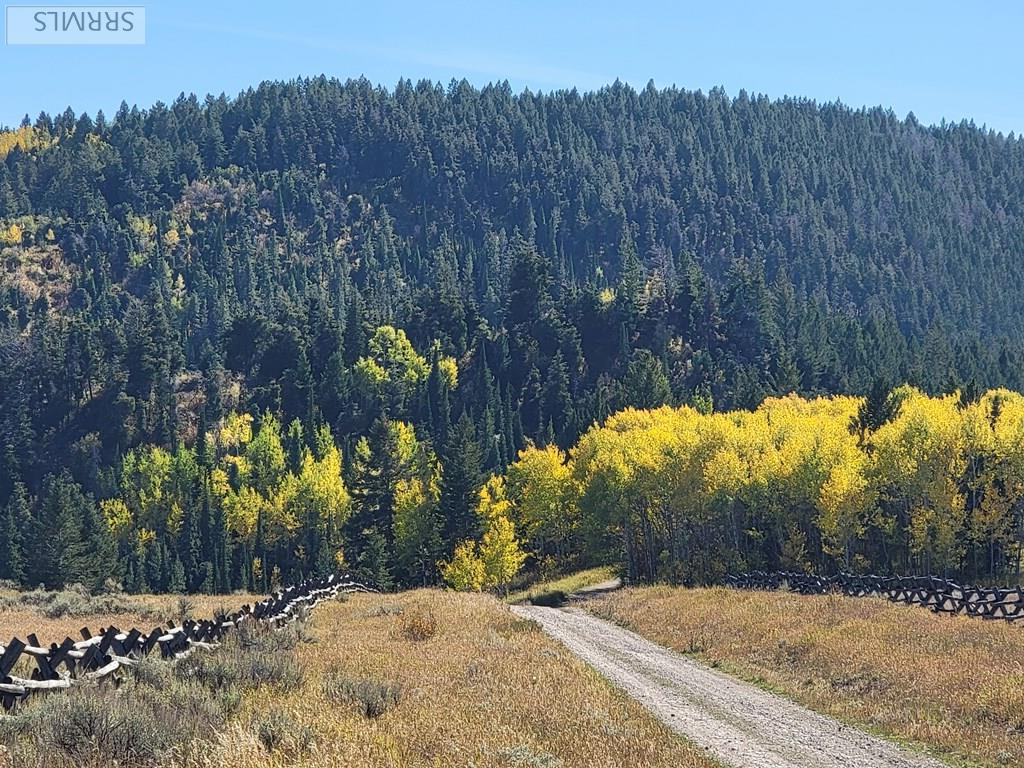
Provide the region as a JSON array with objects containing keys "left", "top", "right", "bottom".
[
  {"left": 0, "top": 585, "right": 260, "bottom": 646},
  {"left": 588, "top": 586, "right": 1024, "bottom": 767},
  {"left": 0, "top": 589, "right": 719, "bottom": 768},
  {"left": 201, "top": 589, "right": 718, "bottom": 768}
]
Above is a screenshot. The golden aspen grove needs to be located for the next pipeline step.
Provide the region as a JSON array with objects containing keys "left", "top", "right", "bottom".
[{"left": 494, "top": 386, "right": 1024, "bottom": 586}]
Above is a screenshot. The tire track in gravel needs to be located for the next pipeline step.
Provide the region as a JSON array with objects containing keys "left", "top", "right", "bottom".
[{"left": 511, "top": 604, "right": 949, "bottom": 768}]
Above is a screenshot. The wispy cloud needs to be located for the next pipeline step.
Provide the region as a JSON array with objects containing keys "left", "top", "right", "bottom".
[{"left": 157, "top": 18, "right": 609, "bottom": 90}]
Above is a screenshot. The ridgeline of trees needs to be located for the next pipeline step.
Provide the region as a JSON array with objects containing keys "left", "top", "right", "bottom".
[{"left": 3, "top": 77, "right": 1024, "bottom": 591}]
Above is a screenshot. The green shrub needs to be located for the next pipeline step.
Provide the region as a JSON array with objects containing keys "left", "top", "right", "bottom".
[
  {"left": 253, "top": 709, "right": 290, "bottom": 752},
  {"left": 0, "top": 603, "right": 309, "bottom": 766},
  {"left": 365, "top": 603, "right": 404, "bottom": 617},
  {"left": 12, "top": 686, "right": 171, "bottom": 766},
  {"left": 0, "top": 583, "right": 155, "bottom": 620},
  {"left": 236, "top": 619, "right": 307, "bottom": 652},
  {"left": 527, "top": 590, "right": 567, "bottom": 607},
  {"left": 176, "top": 644, "right": 302, "bottom": 690},
  {"left": 324, "top": 674, "right": 402, "bottom": 718},
  {"left": 175, "top": 596, "right": 196, "bottom": 622},
  {"left": 500, "top": 744, "right": 564, "bottom": 767},
  {"left": 252, "top": 709, "right": 315, "bottom": 756}
]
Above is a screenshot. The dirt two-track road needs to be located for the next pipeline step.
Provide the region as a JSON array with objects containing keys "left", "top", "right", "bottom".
[{"left": 512, "top": 605, "right": 948, "bottom": 768}]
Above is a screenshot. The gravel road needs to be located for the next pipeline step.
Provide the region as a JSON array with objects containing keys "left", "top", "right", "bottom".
[{"left": 511, "top": 604, "right": 949, "bottom": 768}]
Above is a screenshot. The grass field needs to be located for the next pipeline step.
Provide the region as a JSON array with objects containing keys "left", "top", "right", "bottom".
[
  {"left": 0, "top": 585, "right": 260, "bottom": 645},
  {"left": 1, "top": 589, "right": 718, "bottom": 768},
  {"left": 588, "top": 585, "right": 1024, "bottom": 768},
  {"left": 202, "top": 589, "right": 717, "bottom": 768}
]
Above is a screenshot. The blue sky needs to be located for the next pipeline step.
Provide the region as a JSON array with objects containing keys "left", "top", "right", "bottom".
[{"left": 1, "top": 0, "right": 1021, "bottom": 133}]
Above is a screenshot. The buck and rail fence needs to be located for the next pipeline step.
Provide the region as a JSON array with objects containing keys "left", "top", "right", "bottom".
[
  {"left": 0, "top": 572, "right": 376, "bottom": 713},
  {"left": 726, "top": 571, "right": 1024, "bottom": 623}
]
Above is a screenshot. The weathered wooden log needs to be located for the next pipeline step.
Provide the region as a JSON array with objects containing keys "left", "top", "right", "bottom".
[
  {"left": 0, "top": 573, "right": 377, "bottom": 712},
  {"left": 84, "top": 659, "right": 120, "bottom": 680},
  {"left": 8, "top": 676, "right": 71, "bottom": 691}
]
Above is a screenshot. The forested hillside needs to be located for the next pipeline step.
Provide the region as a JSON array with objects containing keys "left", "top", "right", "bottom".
[{"left": 3, "top": 77, "right": 1024, "bottom": 591}]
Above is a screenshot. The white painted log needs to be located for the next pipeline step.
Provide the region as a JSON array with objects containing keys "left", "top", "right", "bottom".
[
  {"left": 85, "top": 660, "right": 120, "bottom": 680},
  {"left": 9, "top": 676, "right": 71, "bottom": 691}
]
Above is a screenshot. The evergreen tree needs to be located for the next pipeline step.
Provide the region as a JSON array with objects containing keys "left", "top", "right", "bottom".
[
  {"left": 347, "top": 418, "right": 400, "bottom": 575},
  {"left": 37, "top": 473, "right": 114, "bottom": 591},
  {"left": 621, "top": 349, "right": 672, "bottom": 410},
  {"left": 0, "top": 483, "right": 30, "bottom": 584},
  {"left": 439, "top": 414, "right": 484, "bottom": 549},
  {"left": 542, "top": 352, "right": 575, "bottom": 447}
]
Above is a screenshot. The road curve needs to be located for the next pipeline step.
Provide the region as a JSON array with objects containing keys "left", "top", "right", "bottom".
[{"left": 511, "top": 605, "right": 948, "bottom": 768}]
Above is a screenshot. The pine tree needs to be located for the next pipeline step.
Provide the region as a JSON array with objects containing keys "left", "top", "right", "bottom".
[
  {"left": 621, "top": 349, "right": 672, "bottom": 410},
  {"left": 506, "top": 235, "right": 548, "bottom": 330},
  {"left": 426, "top": 347, "right": 452, "bottom": 448},
  {"left": 347, "top": 418, "right": 400, "bottom": 577},
  {"left": 33, "top": 474, "right": 115, "bottom": 591},
  {"left": 439, "top": 414, "right": 484, "bottom": 549},
  {"left": 0, "top": 483, "right": 30, "bottom": 584},
  {"left": 542, "top": 352, "right": 575, "bottom": 447},
  {"left": 356, "top": 527, "right": 393, "bottom": 590},
  {"left": 212, "top": 495, "right": 230, "bottom": 593},
  {"left": 519, "top": 366, "right": 543, "bottom": 442},
  {"left": 253, "top": 507, "right": 269, "bottom": 593},
  {"left": 178, "top": 492, "right": 202, "bottom": 591},
  {"left": 285, "top": 418, "right": 306, "bottom": 474}
]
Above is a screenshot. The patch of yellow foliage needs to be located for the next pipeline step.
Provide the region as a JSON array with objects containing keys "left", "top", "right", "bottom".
[
  {"left": 505, "top": 387, "right": 1024, "bottom": 582},
  {"left": 0, "top": 126, "right": 51, "bottom": 160},
  {"left": 0, "top": 222, "right": 23, "bottom": 246}
]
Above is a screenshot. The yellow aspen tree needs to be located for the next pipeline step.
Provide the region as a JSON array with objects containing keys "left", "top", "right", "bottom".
[
  {"left": 480, "top": 514, "right": 527, "bottom": 595},
  {"left": 440, "top": 541, "right": 485, "bottom": 591}
]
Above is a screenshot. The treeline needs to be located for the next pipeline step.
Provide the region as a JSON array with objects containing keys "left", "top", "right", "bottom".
[
  {"left": 5, "top": 384, "right": 1024, "bottom": 592},
  {"left": 493, "top": 386, "right": 1024, "bottom": 585},
  {"left": 3, "top": 77, "right": 1024, "bottom": 590},
  {"left": 0, "top": 404, "right": 489, "bottom": 593}
]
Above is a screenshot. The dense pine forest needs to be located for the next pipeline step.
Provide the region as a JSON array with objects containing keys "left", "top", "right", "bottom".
[{"left": 3, "top": 77, "right": 1024, "bottom": 592}]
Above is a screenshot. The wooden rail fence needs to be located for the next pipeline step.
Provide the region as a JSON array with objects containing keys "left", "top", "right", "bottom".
[
  {"left": 0, "top": 572, "right": 376, "bottom": 712},
  {"left": 725, "top": 571, "right": 1024, "bottom": 623}
]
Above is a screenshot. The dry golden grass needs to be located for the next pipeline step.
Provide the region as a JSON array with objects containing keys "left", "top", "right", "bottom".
[
  {"left": 198, "top": 589, "right": 719, "bottom": 768},
  {"left": 0, "top": 588, "right": 260, "bottom": 645},
  {"left": 589, "top": 585, "right": 1024, "bottom": 767}
]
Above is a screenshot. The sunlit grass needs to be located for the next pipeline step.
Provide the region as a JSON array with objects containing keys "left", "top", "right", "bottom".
[
  {"left": 589, "top": 585, "right": 1024, "bottom": 767},
  {"left": 200, "top": 589, "right": 718, "bottom": 768},
  {"left": 506, "top": 566, "right": 619, "bottom": 604},
  {"left": 0, "top": 586, "right": 260, "bottom": 644}
]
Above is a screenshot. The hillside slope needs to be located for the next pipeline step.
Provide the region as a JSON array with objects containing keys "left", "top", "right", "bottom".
[{"left": 3, "top": 78, "right": 1024, "bottom": 590}]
